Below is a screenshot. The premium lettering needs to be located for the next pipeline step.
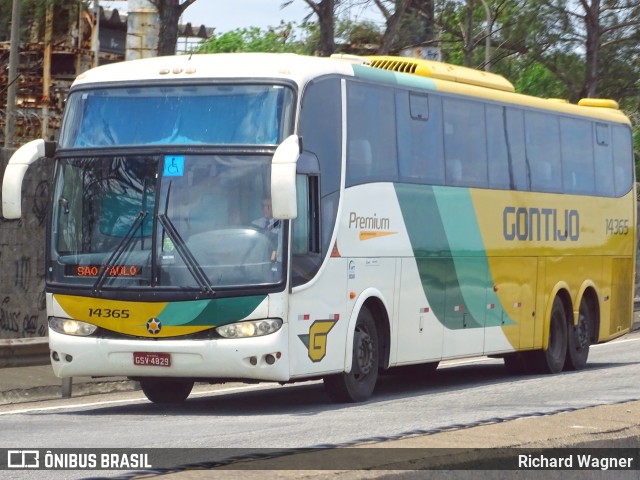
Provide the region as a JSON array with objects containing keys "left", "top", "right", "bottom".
[{"left": 349, "top": 212, "right": 390, "bottom": 230}]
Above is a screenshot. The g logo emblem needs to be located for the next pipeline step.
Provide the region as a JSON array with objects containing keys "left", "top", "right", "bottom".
[{"left": 298, "top": 319, "right": 337, "bottom": 362}]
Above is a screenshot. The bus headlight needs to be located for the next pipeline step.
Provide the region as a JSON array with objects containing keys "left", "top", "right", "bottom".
[
  {"left": 49, "top": 317, "right": 98, "bottom": 336},
  {"left": 216, "top": 319, "right": 282, "bottom": 338}
]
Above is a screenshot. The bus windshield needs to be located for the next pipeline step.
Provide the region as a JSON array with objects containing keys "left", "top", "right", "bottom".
[
  {"left": 50, "top": 154, "right": 284, "bottom": 290},
  {"left": 59, "top": 84, "right": 294, "bottom": 147}
]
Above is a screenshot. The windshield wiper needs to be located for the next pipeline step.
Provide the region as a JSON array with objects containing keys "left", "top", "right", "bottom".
[
  {"left": 93, "top": 210, "right": 148, "bottom": 293},
  {"left": 157, "top": 213, "right": 215, "bottom": 296}
]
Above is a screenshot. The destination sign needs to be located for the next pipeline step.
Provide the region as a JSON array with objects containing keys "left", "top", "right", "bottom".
[{"left": 65, "top": 265, "right": 143, "bottom": 277}]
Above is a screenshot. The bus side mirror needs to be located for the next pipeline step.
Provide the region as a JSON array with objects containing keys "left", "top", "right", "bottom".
[
  {"left": 271, "top": 135, "right": 300, "bottom": 220},
  {"left": 2, "top": 139, "right": 55, "bottom": 219}
]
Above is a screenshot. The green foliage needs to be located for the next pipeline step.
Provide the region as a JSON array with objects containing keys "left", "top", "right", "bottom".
[
  {"left": 333, "top": 19, "right": 382, "bottom": 54},
  {"left": 508, "top": 62, "right": 568, "bottom": 99},
  {"left": 198, "top": 23, "right": 309, "bottom": 54}
]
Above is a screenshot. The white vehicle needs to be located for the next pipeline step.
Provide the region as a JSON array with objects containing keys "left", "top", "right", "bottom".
[{"left": 3, "top": 53, "right": 635, "bottom": 403}]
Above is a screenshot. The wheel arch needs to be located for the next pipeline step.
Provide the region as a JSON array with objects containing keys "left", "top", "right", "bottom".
[{"left": 344, "top": 289, "right": 391, "bottom": 373}]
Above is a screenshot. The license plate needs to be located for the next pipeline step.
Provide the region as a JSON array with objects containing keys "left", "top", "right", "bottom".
[{"left": 133, "top": 352, "right": 171, "bottom": 367}]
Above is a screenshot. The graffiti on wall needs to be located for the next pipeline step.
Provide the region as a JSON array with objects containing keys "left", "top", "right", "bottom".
[{"left": 0, "top": 159, "right": 51, "bottom": 339}]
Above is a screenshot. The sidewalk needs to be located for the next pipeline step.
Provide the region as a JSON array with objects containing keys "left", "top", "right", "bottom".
[
  {"left": 1, "top": 313, "right": 639, "bottom": 406},
  {"left": 0, "top": 364, "right": 139, "bottom": 405}
]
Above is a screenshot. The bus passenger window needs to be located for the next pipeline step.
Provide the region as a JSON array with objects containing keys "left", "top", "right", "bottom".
[
  {"left": 396, "top": 91, "right": 445, "bottom": 185},
  {"left": 505, "top": 108, "right": 529, "bottom": 191},
  {"left": 346, "top": 81, "right": 398, "bottom": 185},
  {"left": 443, "top": 97, "right": 487, "bottom": 188},
  {"left": 612, "top": 125, "right": 633, "bottom": 196},
  {"left": 348, "top": 140, "right": 373, "bottom": 180},
  {"left": 594, "top": 124, "right": 614, "bottom": 196},
  {"left": 560, "top": 117, "right": 595, "bottom": 195},
  {"left": 486, "top": 105, "right": 510, "bottom": 190},
  {"left": 526, "top": 111, "right": 561, "bottom": 193}
]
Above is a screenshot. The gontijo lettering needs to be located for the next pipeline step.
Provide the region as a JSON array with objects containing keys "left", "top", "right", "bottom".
[{"left": 503, "top": 206, "right": 580, "bottom": 241}]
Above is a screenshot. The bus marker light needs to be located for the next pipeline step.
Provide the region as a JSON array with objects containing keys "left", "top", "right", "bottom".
[{"left": 349, "top": 292, "right": 356, "bottom": 300}]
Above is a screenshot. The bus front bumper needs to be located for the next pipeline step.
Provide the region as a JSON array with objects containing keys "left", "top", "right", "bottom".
[{"left": 48, "top": 324, "right": 290, "bottom": 382}]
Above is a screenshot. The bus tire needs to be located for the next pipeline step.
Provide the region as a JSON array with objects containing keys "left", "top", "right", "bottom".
[
  {"left": 565, "top": 296, "right": 592, "bottom": 371},
  {"left": 323, "top": 306, "right": 379, "bottom": 403},
  {"left": 526, "top": 297, "right": 567, "bottom": 374},
  {"left": 139, "top": 378, "right": 194, "bottom": 404}
]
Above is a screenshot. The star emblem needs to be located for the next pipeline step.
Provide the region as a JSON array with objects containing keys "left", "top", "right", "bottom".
[{"left": 146, "top": 318, "right": 162, "bottom": 335}]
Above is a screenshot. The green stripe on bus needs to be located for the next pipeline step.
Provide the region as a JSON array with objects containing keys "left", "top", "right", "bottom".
[
  {"left": 159, "top": 295, "right": 266, "bottom": 327},
  {"left": 352, "top": 64, "right": 437, "bottom": 91},
  {"left": 394, "top": 184, "right": 514, "bottom": 329}
]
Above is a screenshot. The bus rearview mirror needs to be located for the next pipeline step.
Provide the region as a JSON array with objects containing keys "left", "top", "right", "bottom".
[
  {"left": 2, "top": 139, "right": 55, "bottom": 219},
  {"left": 271, "top": 135, "right": 300, "bottom": 220}
]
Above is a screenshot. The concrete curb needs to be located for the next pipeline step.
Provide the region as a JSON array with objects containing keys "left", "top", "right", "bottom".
[{"left": 0, "top": 379, "right": 139, "bottom": 406}]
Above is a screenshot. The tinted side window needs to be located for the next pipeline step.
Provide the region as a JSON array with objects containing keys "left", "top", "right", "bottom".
[
  {"left": 486, "top": 105, "right": 510, "bottom": 190},
  {"left": 443, "top": 97, "right": 488, "bottom": 187},
  {"left": 505, "top": 108, "right": 529, "bottom": 191},
  {"left": 612, "top": 125, "right": 634, "bottom": 196},
  {"left": 299, "top": 77, "right": 342, "bottom": 197},
  {"left": 396, "top": 91, "right": 445, "bottom": 185},
  {"left": 299, "top": 77, "right": 342, "bottom": 256},
  {"left": 346, "top": 82, "right": 398, "bottom": 186},
  {"left": 594, "top": 123, "right": 615, "bottom": 196},
  {"left": 560, "top": 117, "right": 595, "bottom": 194},
  {"left": 526, "top": 111, "right": 561, "bottom": 193}
]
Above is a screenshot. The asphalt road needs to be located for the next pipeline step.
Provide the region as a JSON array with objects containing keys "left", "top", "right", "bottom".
[{"left": 1, "top": 331, "right": 639, "bottom": 480}]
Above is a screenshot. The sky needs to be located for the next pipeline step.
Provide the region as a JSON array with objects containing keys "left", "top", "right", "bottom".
[{"left": 100, "top": 1, "right": 384, "bottom": 34}]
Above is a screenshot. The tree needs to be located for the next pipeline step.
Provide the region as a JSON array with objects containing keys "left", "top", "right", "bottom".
[
  {"left": 284, "top": 0, "right": 336, "bottom": 56},
  {"left": 198, "top": 23, "right": 308, "bottom": 54},
  {"left": 148, "top": 0, "right": 199, "bottom": 56},
  {"left": 497, "top": 0, "right": 640, "bottom": 101}
]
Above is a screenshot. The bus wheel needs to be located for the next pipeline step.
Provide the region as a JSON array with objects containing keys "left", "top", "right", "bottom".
[
  {"left": 139, "top": 378, "right": 194, "bottom": 404},
  {"left": 527, "top": 297, "right": 567, "bottom": 374},
  {"left": 323, "top": 306, "right": 379, "bottom": 403},
  {"left": 565, "top": 296, "right": 592, "bottom": 370}
]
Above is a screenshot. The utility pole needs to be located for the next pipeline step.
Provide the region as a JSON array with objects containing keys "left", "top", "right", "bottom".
[
  {"left": 92, "top": 0, "right": 101, "bottom": 67},
  {"left": 4, "top": 0, "right": 21, "bottom": 149},
  {"left": 43, "top": 3, "right": 54, "bottom": 140}
]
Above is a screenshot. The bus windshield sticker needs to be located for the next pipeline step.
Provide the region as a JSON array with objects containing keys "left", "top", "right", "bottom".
[{"left": 164, "top": 156, "right": 185, "bottom": 177}]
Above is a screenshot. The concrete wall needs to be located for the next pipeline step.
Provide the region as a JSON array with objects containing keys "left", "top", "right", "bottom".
[{"left": 0, "top": 148, "right": 52, "bottom": 339}]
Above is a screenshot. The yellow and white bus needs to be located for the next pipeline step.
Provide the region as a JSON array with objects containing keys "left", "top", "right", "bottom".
[{"left": 3, "top": 53, "right": 635, "bottom": 403}]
